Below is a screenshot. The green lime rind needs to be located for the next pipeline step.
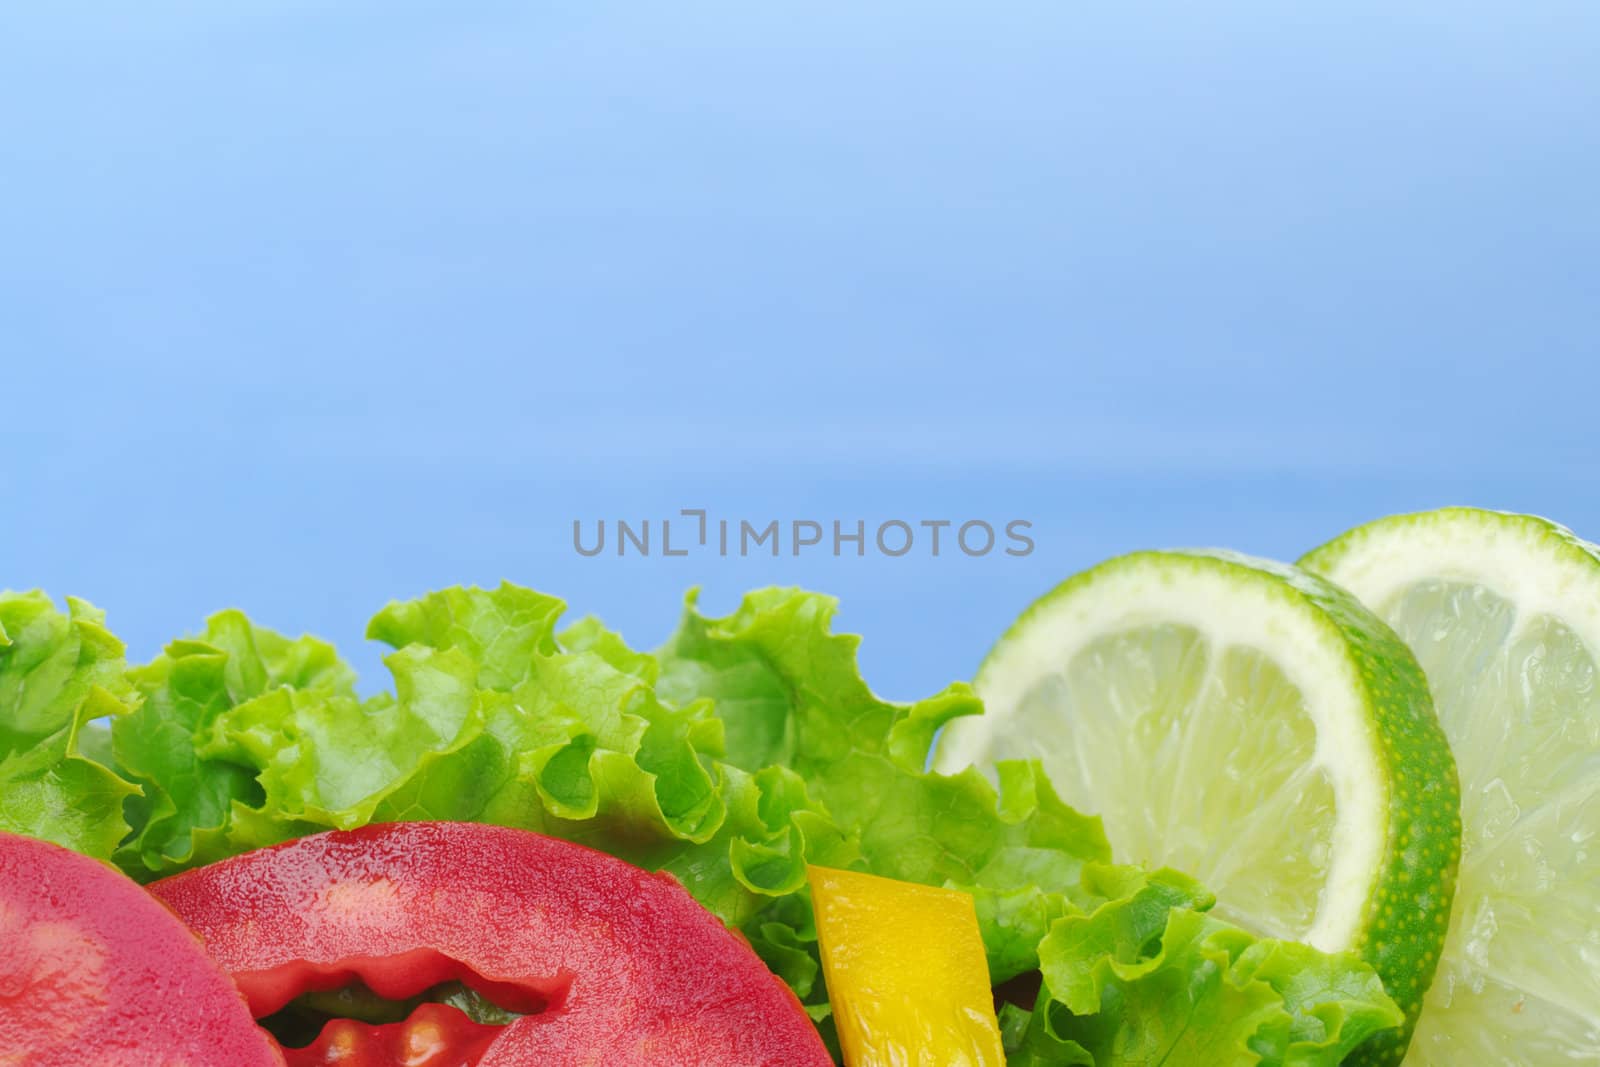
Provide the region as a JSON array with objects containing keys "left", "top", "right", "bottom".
[
  {"left": 951, "top": 549, "right": 1461, "bottom": 1065},
  {"left": 1194, "top": 553, "right": 1462, "bottom": 1052},
  {"left": 1233, "top": 550, "right": 1462, "bottom": 1067},
  {"left": 1303, "top": 506, "right": 1600, "bottom": 580}
]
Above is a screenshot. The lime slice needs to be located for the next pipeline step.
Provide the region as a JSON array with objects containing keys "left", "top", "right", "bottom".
[
  {"left": 1303, "top": 508, "right": 1600, "bottom": 1065},
  {"left": 934, "top": 549, "right": 1460, "bottom": 1062}
]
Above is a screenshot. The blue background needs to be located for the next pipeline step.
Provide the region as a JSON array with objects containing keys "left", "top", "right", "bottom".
[{"left": 4, "top": 3, "right": 1597, "bottom": 698}]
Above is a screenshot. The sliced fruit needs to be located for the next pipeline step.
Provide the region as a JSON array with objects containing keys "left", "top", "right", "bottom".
[
  {"left": 809, "top": 865, "right": 1005, "bottom": 1067},
  {"left": 152, "top": 821, "right": 832, "bottom": 1067},
  {"left": 0, "top": 829, "right": 282, "bottom": 1067},
  {"left": 1303, "top": 507, "right": 1600, "bottom": 1065},
  {"left": 934, "top": 549, "right": 1460, "bottom": 1062}
]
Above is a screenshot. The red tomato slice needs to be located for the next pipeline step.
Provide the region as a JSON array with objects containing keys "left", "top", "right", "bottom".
[
  {"left": 151, "top": 822, "right": 832, "bottom": 1067},
  {"left": 0, "top": 830, "right": 283, "bottom": 1067}
]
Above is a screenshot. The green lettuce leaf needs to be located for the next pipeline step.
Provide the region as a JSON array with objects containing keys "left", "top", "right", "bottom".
[
  {"left": 657, "top": 588, "right": 1110, "bottom": 983},
  {"left": 113, "top": 609, "right": 356, "bottom": 874},
  {"left": 126, "top": 584, "right": 853, "bottom": 939},
  {"left": 0, "top": 592, "right": 140, "bottom": 857},
  {"left": 367, "top": 583, "right": 564, "bottom": 689},
  {"left": 1003, "top": 865, "right": 1403, "bottom": 1066}
]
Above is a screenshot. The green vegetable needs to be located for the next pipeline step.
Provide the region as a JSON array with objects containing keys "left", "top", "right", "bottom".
[
  {"left": 1005, "top": 866, "right": 1403, "bottom": 1065},
  {"left": 0, "top": 592, "right": 139, "bottom": 856},
  {"left": 656, "top": 589, "right": 1108, "bottom": 982},
  {"left": 114, "top": 609, "right": 357, "bottom": 873},
  {"left": 0, "top": 583, "right": 1404, "bottom": 1065}
]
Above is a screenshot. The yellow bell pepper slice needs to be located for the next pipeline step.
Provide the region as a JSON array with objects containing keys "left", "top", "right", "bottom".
[{"left": 808, "top": 865, "right": 1005, "bottom": 1067}]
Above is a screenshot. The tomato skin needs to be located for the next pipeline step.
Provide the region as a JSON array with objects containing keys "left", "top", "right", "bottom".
[
  {"left": 152, "top": 822, "right": 831, "bottom": 1067},
  {"left": 0, "top": 831, "right": 283, "bottom": 1067}
]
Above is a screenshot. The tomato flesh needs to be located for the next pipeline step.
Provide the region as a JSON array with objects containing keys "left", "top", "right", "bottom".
[
  {"left": 284, "top": 1002, "right": 502, "bottom": 1067},
  {"left": 0, "top": 830, "right": 282, "bottom": 1067},
  {"left": 153, "top": 822, "right": 832, "bottom": 1067}
]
